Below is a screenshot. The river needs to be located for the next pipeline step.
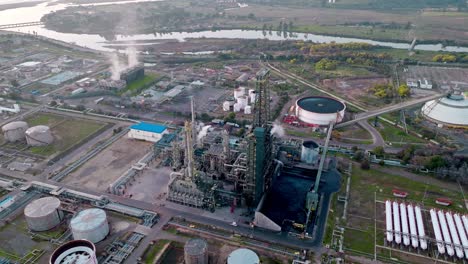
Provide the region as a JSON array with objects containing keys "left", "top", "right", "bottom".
[{"left": 1, "top": 0, "right": 468, "bottom": 53}]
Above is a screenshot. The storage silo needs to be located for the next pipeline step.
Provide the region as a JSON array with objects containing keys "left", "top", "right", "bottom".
[
  {"left": 227, "top": 248, "right": 260, "bottom": 264},
  {"left": 234, "top": 88, "right": 244, "bottom": 99},
  {"left": 249, "top": 92, "right": 256, "bottom": 104},
  {"left": 244, "top": 105, "right": 252, "bottom": 114},
  {"left": 301, "top": 140, "right": 320, "bottom": 164},
  {"left": 70, "top": 208, "right": 109, "bottom": 243},
  {"left": 24, "top": 196, "right": 63, "bottom": 231},
  {"left": 50, "top": 239, "right": 97, "bottom": 264},
  {"left": 223, "top": 101, "right": 231, "bottom": 112},
  {"left": 237, "top": 96, "right": 248, "bottom": 110},
  {"left": 25, "top": 125, "right": 54, "bottom": 146},
  {"left": 2, "top": 121, "right": 28, "bottom": 142},
  {"left": 184, "top": 238, "right": 208, "bottom": 264},
  {"left": 233, "top": 103, "right": 241, "bottom": 112}
]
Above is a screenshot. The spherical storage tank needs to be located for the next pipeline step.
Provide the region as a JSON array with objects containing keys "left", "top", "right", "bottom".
[
  {"left": 25, "top": 125, "right": 54, "bottom": 146},
  {"left": 421, "top": 95, "right": 468, "bottom": 127},
  {"left": 301, "top": 140, "right": 319, "bottom": 164},
  {"left": 295, "top": 96, "right": 346, "bottom": 126},
  {"left": 24, "top": 196, "right": 63, "bottom": 231},
  {"left": 184, "top": 238, "right": 208, "bottom": 264},
  {"left": 227, "top": 248, "right": 260, "bottom": 264},
  {"left": 71, "top": 208, "right": 109, "bottom": 243},
  {"left": 2, "top": 121, "right": 28, "bottom": 142},
  {"left": 50, "top": 240, "right": 97, "bottom": 264}
]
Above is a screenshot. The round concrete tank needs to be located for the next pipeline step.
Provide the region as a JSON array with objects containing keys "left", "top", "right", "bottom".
[
  {"left": 421, "top": 95, "right": 468, "bottom": 127},
  {"left": 234, "top": 88, "right": 244, "bottom": 99},
  {"left": 25, "top": 125, "right": 54, "bottom": 146},
  {"left": 233, "top": 103, "right": 241, "bottom": 112},
  {"left": 50, "top": 239, "right": 97, "bottom": 264},
  {"left": 227, "top": 248, "right": 260, "bottom": 264},
  {"left": 301, "top": 140, "right": 320, "bottom": 164},
  {"left": 244, "top": 105, "right": 252, "bottom": 114},
  {"left": 295, "top": 96, "right": 346, "bottom": 126},
  {"left": 70, "top": 208, "right": 109, "bottom": 243},
  {"left": 184, "top": 238, "right": 208, "bottom": 264},
  {"left": 223, "top": 101, "right": 231, "bottom": 112},
  {"left": 24, "top": 196, "right": 63, "bottom": 231},
  {"left": 237, "top": 96, "right": 248, "bottom": 109},
  {"left": 2, "top": 121, "right": 28, "bottom": 142}
]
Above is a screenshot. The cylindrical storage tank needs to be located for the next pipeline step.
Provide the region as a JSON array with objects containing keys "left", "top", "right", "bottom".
[
  {"left": 393, "top": 201, "right": 401, "bottom": 244},
  {"left": 244, "top": 105, "right": 252, "bottom": 115},
  {"left": 70, "top": 208, "right": 109, "bottom": 243},
  {"left": 2, "top": 121, "right": 29, "bottom": 142},
  {"left": 184, "top": 238, "right": 208, "bottom": 264},
  {"left": 248, "top": 89, "right": 255, "bottom": 97},
  {"left": 453, "top": 214, "right": 468, "bottom": 259},
  {"left": 446, "top": 212, "right": 464, "bottom": 259},
  {"left": 50, "top": 239, "right": 97, "bottom": 264},
  {"left": 237, "top": 96, "right": 248, "bottom": 110},
  {"left": 239, "top": 86, "right": 246, "bottom": 95},
  {"left": 385, "top": 200, "right": 393, "bottom": 243},
  {"left": 295, "top": 96, "right": 346, "bottom": 126},
  {"left": 227, "top": 248, "right": 260, "bottom": 264},
  {"left": 431, "top": 209, "right": 445, "bottom": 254},
  {"left": 250, "top": 93, "right": 256, "bottom": 104},
  {"left": 223, "top": 101, "right": 231, "bottom": 112},
  {"left": 233, "top": 103, "right": 241, "bottom": 112},
  {"left": 400, "top": 203, "right": 410, "bottom": 246},
  {"left": 233, "top": 88, "right": 244, "bottom": 99},
  {"left": 415, "top": 206, "right": 427, "bottom": 250},
  {"left": 438, "top": 210, "right": 454, "bottom": 257},
  {"left": 407, "top": 204, "right": 418, "bottom": 248},
  {"left": 24, "top": 196, "right": 62, "bottom": 232},
  {"left": 301, "top": 140, "right": 319, "bottom": 165},
  {"left": 25, "top": 125, "right": 53, "bottom": 146}
]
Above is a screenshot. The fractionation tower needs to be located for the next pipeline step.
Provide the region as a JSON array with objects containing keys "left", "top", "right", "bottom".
[
  {"left": 245, "top": 69, "right": 274, "bottom": 205},
  {"left": 166, "top": 68, "right": 277, "bottom": 210}
]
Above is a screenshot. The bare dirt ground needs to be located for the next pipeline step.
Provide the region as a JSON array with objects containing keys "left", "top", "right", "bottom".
[
  {"left": 402, "top": 66, "right": 468, "bottom": 92},
  {"left": 125, "top": 166, "right": 172, "bottom": 203},
  {"left": 62, "top": 136, "right": 152, "bottom": 192},
  {"left": 322, "top": 77, "right": 391, "bottom": 108}
]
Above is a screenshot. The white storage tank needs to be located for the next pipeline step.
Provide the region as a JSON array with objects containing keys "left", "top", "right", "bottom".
[
  {"left": 250, "top": 92, "right": 256, "bottom": 104},
  {"left": 239, "top": 86, "right": 246, "bottom": 95},
  {"left": 301, "top": 140, "right": 319, "bottom": 164},
  {"left": 233, "top": 103, "right": 241, "bottom": 112},
  {"left": 2, "top": 121, "right": 28, "bottom": 142},
  {"left": 50, "top": 240, "right": 97, "bottom": 264},
  {"left": 70, "top": 208, "right": 109, "bottom": 243},
  {"left": 25, "top": 125, "right": 54, "bottom": 146},
  {"left": 223, "top": 101, "right": 231, "bottom": 112},
  {"left": 248, "top": 89, "right": 255, "bottom": 97},
  {"left": 244, "top": 105, "right": 252, "bottom": 114},
  {"left": 234, "top": 88, "right": 244, "bottom": 99},
  {"left": 295, "top": 96, "right": 346, "bottom": 126},
  {"left": 24, "top": 196, "right": 63, "bottom": 231},
  {"left": 184, "top": 238, "right": 208, "bottom": 264},
  {"left": 237, "top": 96, "right": 248, "bottom": 110},
  {"left": 227, "top": 248, "right": 260, "bottom": 264}
]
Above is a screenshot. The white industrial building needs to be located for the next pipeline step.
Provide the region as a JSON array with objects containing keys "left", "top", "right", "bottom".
[
  {"left": 421, "top": 95, "right": 468, "bottom": 127},
  {"left": 128, "top": 122, "right": 168, "bottom": 142}
]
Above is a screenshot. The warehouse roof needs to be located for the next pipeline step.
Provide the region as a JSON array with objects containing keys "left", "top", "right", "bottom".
[{"left": 130, "top": 122, "right": 167, "bottom": 133}]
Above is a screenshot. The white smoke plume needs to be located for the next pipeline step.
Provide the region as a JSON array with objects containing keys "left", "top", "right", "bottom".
[
  {"left": 127, "top": 45, "right": 138, "bottom": 67},
  {"left": 197, "top": 125, "right": 211, "bottom": 144},
  {"left": 109, "top": 52, "right": 123, "bottom": 80},
  {"left": 271, "top": 122, "right": 285, "bottom": 137}
]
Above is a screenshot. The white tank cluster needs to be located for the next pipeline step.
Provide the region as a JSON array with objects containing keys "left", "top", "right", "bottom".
[
  {"left": 24, "top": 196, "right": 63, "bottom": 232},
  {"left": 385, "top": 201, "right": 427, "bottom": 250},
  {"left": 430, "top": 209, "right": 468, "bottom": 259},
  {"left": 70, "top": 208, "right": 109, "bottom": 243},
  {"left": 2, "top": 121, "right": 29, "bottom": 142},
  {"left": 25, "top": 125, "right": 54, "bottom": 146},
  {"left": 49, "top": 239, "right": 98, "bottom": 264},
  {"left": 230, "top": 87, "right": 254, "bottom": 114}
]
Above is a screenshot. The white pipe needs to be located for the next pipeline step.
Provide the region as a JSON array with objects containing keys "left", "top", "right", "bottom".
[
  {"left": 446, "top": 212, "right": 464, "bottom": 258},
  {"left": 454, "top": 214, "right": 468, "bottom": 259}
]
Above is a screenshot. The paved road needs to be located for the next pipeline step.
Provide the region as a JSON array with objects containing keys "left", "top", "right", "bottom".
[{"left": 357, "top": 120, "right": 385, "bottom": 147}]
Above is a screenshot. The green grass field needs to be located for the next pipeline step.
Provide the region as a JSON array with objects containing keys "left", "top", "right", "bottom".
[
  {"left": 24, "top": 113, "right": 107, "bottom": 156},
  {"left": 142, "top": 240, "right": 170, "bottom": 264},
  {"left": 372, "top": 121, "right": 426, "bottom": 144}
]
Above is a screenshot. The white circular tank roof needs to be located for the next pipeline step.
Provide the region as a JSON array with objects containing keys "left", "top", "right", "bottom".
[
  {"left": 2, "top": 121, "right": 28, "bottom": 131},
  {"left": 227, "top": 248, "right": 260, "bottom": 264},
  {"left": 422, "top": 97, "right": 468, "bottom": 126},
  {"left": 24, "top": 197, "right": 61, "bottom": 218},
  {"left": 71, "top": 208, "right": 107, "bottom": 231},
  {"left": 26, "top": 125, "right": 51, "bottom": 134}
]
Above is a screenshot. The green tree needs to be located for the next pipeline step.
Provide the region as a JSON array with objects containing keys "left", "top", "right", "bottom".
[
  {"left": 373, "top": 146, "right": 385, "bottom": 157},
  {"left": 397, "top": 84, "right": 410, "bottom": 97},
  {"left": 425, "top": 155, "right": 447, "bottom": 170}
]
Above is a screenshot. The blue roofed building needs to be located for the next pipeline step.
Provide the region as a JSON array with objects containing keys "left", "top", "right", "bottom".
[{"left": 128, "top": 122, "right": 168, "bottom": 142}]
